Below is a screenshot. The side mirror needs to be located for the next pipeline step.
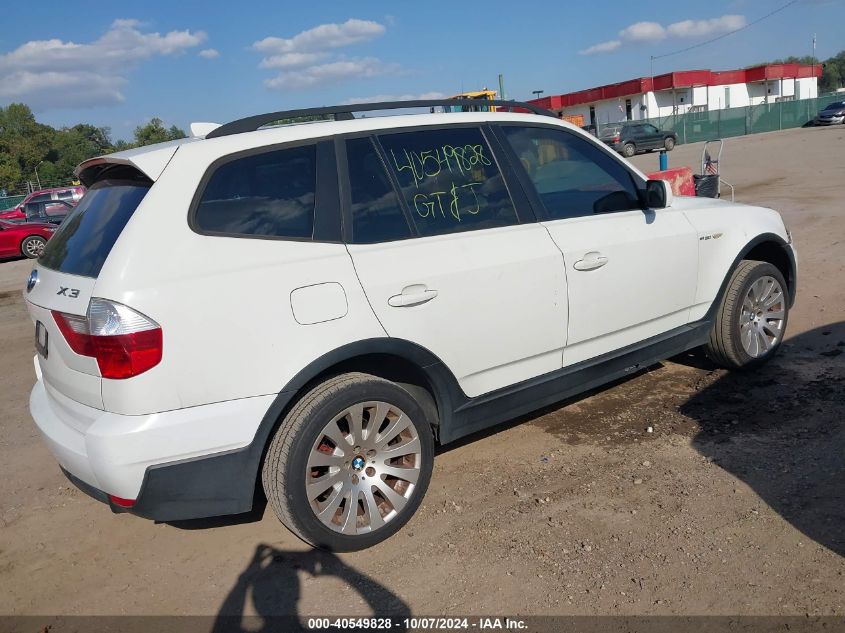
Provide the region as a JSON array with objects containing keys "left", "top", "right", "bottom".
[{"left": 645, "top": 179, "right": 673, "bottom": 209}]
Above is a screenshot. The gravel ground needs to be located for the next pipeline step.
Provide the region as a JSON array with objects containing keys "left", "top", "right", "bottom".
[{"left": 0, "top": 125, "right": 842, "bottom": 624}]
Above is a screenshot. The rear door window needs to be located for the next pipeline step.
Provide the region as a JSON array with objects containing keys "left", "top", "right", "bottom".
[
  {"left": 194, "top": 144, "right": 317, "bottom": 239},
  {"left": 39, "top": 179, "right": 150, "bottom": 278},
  {"left": 346, "top": 137, "right": 411, "bottom": 244},
  {"left": 377, "top": 127, "right": 518, "bottom": 237}
]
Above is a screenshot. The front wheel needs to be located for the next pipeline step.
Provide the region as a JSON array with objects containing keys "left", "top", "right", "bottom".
[
  {"left": 21, "top": 236, "right": 46, "bottom": 259},
  {"left": 705, "top": 260, "right": 789, "bottom": 369},
  {"left": 622, "top": 143, "right": 636, "bottom": 158},
  {"left": 664, "top": 137, "right": 676, "bottom": 151},
  {"left": 262, "top": 372, "right": 434, "bottom": 551}
]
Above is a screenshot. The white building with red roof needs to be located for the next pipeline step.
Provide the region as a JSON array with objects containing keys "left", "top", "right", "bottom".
[{"left": 527, "top": 64, "right": 821, "bottom": 127}]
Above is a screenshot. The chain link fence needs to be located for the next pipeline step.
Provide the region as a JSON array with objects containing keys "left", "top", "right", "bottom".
[{"left": 599, "top": 92, "right": 844, "bottom": 145}]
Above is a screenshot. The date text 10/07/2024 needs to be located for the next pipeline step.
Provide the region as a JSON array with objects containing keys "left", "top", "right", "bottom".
[
  {"left": 306, "top": 616, "right": 528, "bottom": 630},
  {"left": 389, "top": 144, "right": 493, "bottom": 223}
]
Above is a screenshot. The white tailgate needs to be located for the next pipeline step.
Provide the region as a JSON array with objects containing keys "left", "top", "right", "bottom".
[{"left": 24, "top": 264, "right": 103, "bottom": 412}]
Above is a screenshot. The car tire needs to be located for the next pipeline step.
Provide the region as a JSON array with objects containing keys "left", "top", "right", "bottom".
[
  {"left": 262, "top": 372, "right": 435, "bottom": 551},
  {"left": 21, "top": 236, "right": 46, "bottom": 259},
  {"left": 705, "top": 260, "right": 789, "bottom": 370},
  {"left": 664, "top": 137, "right": 676, "bottom": 151},
  {"left": 622, "top": 143, "right": 636, "bottom": 158}
]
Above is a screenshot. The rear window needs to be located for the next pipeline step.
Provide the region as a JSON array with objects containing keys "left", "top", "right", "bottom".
[{"left": 39, "top": 180, "right": 150, "bottom": 278}]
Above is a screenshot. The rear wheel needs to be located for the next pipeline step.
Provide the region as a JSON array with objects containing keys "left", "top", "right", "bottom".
[
  {"left": 705, "top": 260, "right": 789, "bottom": 369},
  {"left": 622, "top": 143, "right": 636, "bottom": 158},
  {"left": 262, "top": 372, "right": 434, "bottom": 551},
  {"left": 664, "top": 137, "right": 676, "bottom": 151},
  {"left": 21, "top": 236, "right": 46, "bottom": 259}
]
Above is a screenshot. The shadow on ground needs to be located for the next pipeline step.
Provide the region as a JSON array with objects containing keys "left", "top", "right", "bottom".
[
  {"left": 212, "top": 544, "right": 411, "bottom": 632},
  {"left": 682, "top": 321, "right": 845, "bottom": 558}
]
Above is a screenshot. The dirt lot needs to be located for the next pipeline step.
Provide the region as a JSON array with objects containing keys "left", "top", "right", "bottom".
[{"left": 0, "top": 126, "right": 842, "bottom": 623}]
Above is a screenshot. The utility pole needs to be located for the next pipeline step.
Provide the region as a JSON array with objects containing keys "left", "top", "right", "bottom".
[
  {"left": 812, "top": 34, "right": 818, "bottom": 96},
  {"left": 34, "top": 161, "right": 43, "bottom": 191},
  {"left": 532, "top": 90, "right": 544, "bottom": 100},
  {"left": 649, "top": 55, "right": 656, "bottom": 119},
  {"left": 498, "top": 74, "right": 506, "bottom": 101}
]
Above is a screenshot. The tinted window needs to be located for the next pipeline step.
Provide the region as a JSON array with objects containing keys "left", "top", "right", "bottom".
[
  {"left": 39, "top": 180, "right": 150, "bottom": 278},
  {"left": 346, "top": 137, "right": 411, "bottom": 244},
  {"left": 379, "top": 127, "right": 518, "bottom": 237},
  {"left": 30, "top": 193, "right": 51, "bottom": 203},
  {"left": 56, "top": 190, "right": 75, "bottom": 201},
  {"left": 504, "top": 126, "right": 641, "bottom": 218},
  {"left": 195, "top": 145, "right": 316, "bottom": 238}
]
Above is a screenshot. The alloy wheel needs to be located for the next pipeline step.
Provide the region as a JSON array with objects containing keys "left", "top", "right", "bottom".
[
  {"left": 306, "top": 401, "right": 422, "bottom": 535},
  {"left": 25, "top": 238, "right": 45, "bottom": 258},
  {"left": 739, "top": 275, "right": 785, "bottom": 357}
]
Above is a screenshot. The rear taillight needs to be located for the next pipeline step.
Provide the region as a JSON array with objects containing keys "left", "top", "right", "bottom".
[
  {"left": 52, "top": 299, "right": 162, "bottom": 379},
  {"left": 612, "top": 135, "right": 621, "bottom": 142}
]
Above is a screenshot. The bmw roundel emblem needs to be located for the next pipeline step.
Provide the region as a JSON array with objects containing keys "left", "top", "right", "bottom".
[{"left": 26, "top": 269, "right": 38, "bottom": 293}]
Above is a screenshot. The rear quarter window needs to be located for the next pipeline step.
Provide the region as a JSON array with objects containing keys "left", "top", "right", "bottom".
[
  {"left": 39, "top": 179, "right": 150, "bottom": 278},
  {"left": 193, "top": 144, "right": 317, "bottom": 239}
]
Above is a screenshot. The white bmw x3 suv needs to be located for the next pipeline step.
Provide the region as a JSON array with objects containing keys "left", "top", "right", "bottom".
[{"left": 24, "top": 100, "right": 796, "bottom": 551}]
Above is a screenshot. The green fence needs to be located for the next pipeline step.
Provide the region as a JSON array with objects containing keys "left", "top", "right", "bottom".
[
  {"left": 607, "top": 93, "right": 844, "bottom": 146},
  {"left": 0, "top": 195, "right": 25, "bottom": 211}
]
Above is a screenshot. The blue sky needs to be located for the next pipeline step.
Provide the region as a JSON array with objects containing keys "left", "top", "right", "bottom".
[{"left": 0, "top": 0, "right": 841, "bottom": 141}]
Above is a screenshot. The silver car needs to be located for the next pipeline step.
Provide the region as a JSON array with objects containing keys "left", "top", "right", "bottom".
[{"left": 814, "top": 101, "right": 845, "bottom": 125}]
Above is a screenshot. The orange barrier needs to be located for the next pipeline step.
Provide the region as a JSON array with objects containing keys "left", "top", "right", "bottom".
[{"left": 647, "top": 166, "right": 696, "bottom": 197}]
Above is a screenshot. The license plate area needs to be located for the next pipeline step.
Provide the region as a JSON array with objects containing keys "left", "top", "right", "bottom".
[{"left": 35, "top": 320, "right": 48, "bottom": 358}]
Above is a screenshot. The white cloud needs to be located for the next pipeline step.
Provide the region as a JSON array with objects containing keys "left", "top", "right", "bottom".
[
  {"left": 667, "top": 14, "right": 746, "bottom": 38},
  {"left": 266, "top": 57, "right": 399, "bottom": 89},
  {"left": 259, "top": 52, "right": 328, "bottom": 69},
  {"left": 0, "top": 19, "right": 206, "bottom": 110},
  {"left": 255, "top": 19, "right": 396, "bottom": 90},
  {"left": 342, "top": 91, "right": 446, "bottom": 105},
  {"left": 580, "top": 13, "right": 746, "bottom": 55},
  {"left": 198, "top": 48, "right": 220, "bottom": 59},
  {"left": 0, "top": 71, "right": 127, "bottom": 109},
  {"left": 619, "top": 21, "right": 667, "bottom": 42},
  {"left": 254, "top": 19, "right": 385, "bottom": 56},
  {"left": 578, "top": 40, "right": 622, "bottom": 55}
]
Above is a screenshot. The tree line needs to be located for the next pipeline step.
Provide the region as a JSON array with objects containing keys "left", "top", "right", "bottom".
[{"left": 0, "top": 103, "right": 185, "bottom": 196}]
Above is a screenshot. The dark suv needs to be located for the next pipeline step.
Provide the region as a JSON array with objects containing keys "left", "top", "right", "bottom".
[{"left": 600, "top": 122, "right": 677, "bottom": 157}]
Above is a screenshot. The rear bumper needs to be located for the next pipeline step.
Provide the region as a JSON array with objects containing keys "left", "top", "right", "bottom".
[{"left": 29, "top": 369, "right": 276, "bottom": 520}]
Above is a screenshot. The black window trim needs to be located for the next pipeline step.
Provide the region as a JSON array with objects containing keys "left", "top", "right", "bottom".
[
  {"left": 337, "top": 122, "right": 537, "bottom": 245},
  {"left": 187, "top": 135, "right": 343, "bottom": 243},
  {"left": 490, "top": 122, "right": 648, "bottom": 223}
]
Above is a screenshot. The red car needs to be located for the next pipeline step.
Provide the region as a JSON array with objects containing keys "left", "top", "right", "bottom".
[
  {"left": 0, "top": 219, "right": 58, "bottom": 259},
  {"left": 0, "top": 185, "right": 85, "bottom": 221}
]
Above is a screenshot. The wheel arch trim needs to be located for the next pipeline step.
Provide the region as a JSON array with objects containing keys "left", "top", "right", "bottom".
[{"left": 706, "top": 232, "right": 797, "bottom": 322}]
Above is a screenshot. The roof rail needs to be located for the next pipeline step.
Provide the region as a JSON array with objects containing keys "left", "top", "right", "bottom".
[{"left": 205, "top": 99, "right": 555, "bottom": 139}]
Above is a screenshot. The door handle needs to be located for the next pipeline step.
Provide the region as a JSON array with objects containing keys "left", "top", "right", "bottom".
[
  {"left": 388, "top": 285, "right": 439, "bottom": 307},
  {"left": 573, "top": 252, "right": 609, "bottom": 271}
]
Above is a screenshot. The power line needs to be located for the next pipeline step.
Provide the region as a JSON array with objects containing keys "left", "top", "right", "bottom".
[{"left": 651, "top": 0, "right": 799, "bottom": 62}]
